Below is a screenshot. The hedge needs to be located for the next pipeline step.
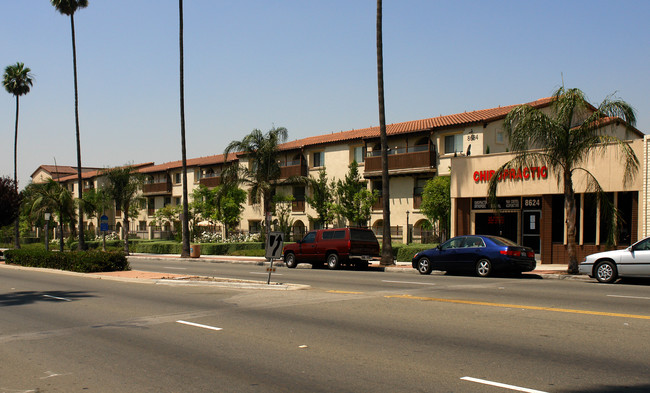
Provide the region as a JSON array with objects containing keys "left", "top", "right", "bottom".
[
  {"left": 69, "top": 239, "right": 147, "bottom": 251},
  {"left": 4, "top": 249, "right": 130, "bottom": 273},
  {"left": 395, "top": 244, "right": 438, "bottom": 262},
  {"left": 131, "top": 241, "right": 264, "bottom": 255}
]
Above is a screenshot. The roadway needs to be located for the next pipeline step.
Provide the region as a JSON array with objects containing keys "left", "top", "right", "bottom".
[{"left": 1, "top": 258, "right": 649, "bottom": 392}]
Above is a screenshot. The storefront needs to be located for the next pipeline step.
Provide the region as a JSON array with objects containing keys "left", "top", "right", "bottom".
[{"left": 449, "top": 139, "right": 645, "bottom": 264}]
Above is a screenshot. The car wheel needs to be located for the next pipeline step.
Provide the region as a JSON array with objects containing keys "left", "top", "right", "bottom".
[
  {"left": 595, "top": 261, "right": 618, "bottom": 283},
  {"left": 417, "top": 257, "right": 433, "bottom": 275},
  {"left": 284, "top": 252, "right": 298, "bottom": 268},
  {"left": 327, "top": 253, "right": 340, "bottom": 270},
  {"left": 475, "top": 258, "right": 492, "bottom": 277}
]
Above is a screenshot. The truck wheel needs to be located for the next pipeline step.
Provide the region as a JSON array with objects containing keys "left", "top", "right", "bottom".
[
  {"left": 327, "top": 253, "right": 340, "bottom": 270},
  {"left": 284, "top": 252, "right": 298, "bottom": 268}
]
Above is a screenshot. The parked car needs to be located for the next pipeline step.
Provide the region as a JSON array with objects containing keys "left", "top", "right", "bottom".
[
  {"left": 579, "top": 236, "right": 650, "bottom": 283},
  {"left": 283, "top": 228, "right": 380, "bottom": 269},
  {"left": 412, "top": 235, "right": 536, "bottom": 277}
]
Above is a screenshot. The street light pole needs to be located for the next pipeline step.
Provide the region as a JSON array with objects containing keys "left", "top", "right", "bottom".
[
  {"left": 406, "top": 210, "right": 410, "bottom": 244},
  {"left": 44, "top": 212, "right": 51, "bottom": 252}
]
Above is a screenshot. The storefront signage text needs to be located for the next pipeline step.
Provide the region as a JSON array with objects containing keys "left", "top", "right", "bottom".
[
  {"left": 473, "top": 166, "right": 548, "bottom": 183},
  {"left": 472, "top": 197, "right": 521, "bottom": 210}
]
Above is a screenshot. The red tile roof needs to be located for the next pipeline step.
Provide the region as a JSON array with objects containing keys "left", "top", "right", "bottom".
[
  {"left": 56, "top": 162, "right": 155, "bottom": 182},
  {"left": 138, "top": 154, "right": 229, "bottom": 174}
]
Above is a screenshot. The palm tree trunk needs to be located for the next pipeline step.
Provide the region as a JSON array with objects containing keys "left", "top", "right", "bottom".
[
  {"left": 13, "top": 96, "right": 20, "bottom": 249},
  {"left": 123, "top": 204, "right": 130, "bottom": 254},
  {"left": 70, "top": 13, "right": 86, "bottom": 251},
  {"left": 59, "top": 214, "right": 65, "bottom": 252},
  {"left": 564, "top": 171, "right": 579, "bottom": 274},
  {"left": 376, "top": 0, "right": 393, "bottom": 265},
  {"left": 179, "top": 0, "right": 190, "bottom": 258}
]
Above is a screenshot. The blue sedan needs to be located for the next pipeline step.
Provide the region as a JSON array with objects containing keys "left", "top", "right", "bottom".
[{"left": 412, "top": 235, "right": 536, "bottom": 276}]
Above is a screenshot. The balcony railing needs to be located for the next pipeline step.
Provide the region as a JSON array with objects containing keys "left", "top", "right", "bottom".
[
  {"left": 364, "top": 146, "right": 436, "bottom": 175},
  {"left": 372, "top": 196, "right": 384, "bottom": 211},
  {"left": 279, "top": 161, "right": 307, "bottom": 179},
  {"left": 199, "top": 175, "right": 222, "bottom": 188},
  {"left": 143, "top": 181, "right": 172, "bottom": 195}
]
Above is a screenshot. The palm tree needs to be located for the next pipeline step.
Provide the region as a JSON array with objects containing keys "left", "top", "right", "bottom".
[
  {"left": 376, "top": 0, "right": 393, "bottom": 265},
  {"left": 51, "top": 0, "right": 88, "bottom": 251},
  {"left": 223, "top": 127, "right": 288, "bottom": 236},
  {"left": 102, "top": 166, "right": 144, "bottom": 254},
  {"left": 81, "top": 187, "right": 111, "bottom": 251},
  {"left": 3, "top": 62, "right": 34, "bottom": 249},
  {"left": 488, "top": 87, "right": 639, "bottom": 274},
  {"left": 23, "top": 179, "right": 76, "bottom": 252},
  {"left": 178, "top": 0, "right": 191, "bottom": 257}
]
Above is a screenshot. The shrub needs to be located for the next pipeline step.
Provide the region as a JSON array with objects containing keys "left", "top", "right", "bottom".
[
  {"left": 4, "top": 249, "right": 129, "bottom": 273},
  {"left": 396, "top": 244, "right": 438, "bottom": 262},
  {"left": 134, "top": 241, "right": 182, "bottom": 254}
]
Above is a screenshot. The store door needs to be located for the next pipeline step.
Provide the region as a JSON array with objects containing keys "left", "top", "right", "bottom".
[{"left": 522, "top": 211, "right": 541, "bottom": 253}]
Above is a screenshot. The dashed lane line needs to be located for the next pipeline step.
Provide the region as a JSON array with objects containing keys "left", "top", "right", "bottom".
[
  {"left": 461, "top": 377, "right": 548, "bottom": 393},
  {"left": 176, "top": 320, "right": 223, "bottom": 331}
]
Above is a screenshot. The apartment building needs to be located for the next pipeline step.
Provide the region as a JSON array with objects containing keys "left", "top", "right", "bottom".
[{"left": 31, "top": 96, "right": 648, "bottom": 264}]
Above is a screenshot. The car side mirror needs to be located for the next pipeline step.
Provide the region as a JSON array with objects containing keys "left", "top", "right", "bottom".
[{"left": 437, "top": 244, "right": 442, "bottom": 250}]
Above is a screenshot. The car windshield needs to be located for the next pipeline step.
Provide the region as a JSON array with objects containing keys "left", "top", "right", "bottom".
[{"left": 486, "top": 236, "right": 518, "bottom": 246}]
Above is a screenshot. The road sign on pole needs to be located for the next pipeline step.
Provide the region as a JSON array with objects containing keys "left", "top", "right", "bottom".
[
  {"left": 266, "top": 232, "right": 284, "bottom": 284},
  {"left": 100, "top": 215, "right": 109, "bottom": 232}
]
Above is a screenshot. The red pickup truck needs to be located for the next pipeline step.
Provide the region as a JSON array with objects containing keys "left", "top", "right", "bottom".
[{"left": 283, "top": 228, "right": 380, "bottom": 269}]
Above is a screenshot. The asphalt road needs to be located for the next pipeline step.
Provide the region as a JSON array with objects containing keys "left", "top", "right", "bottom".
[{"left": 1, "top": 259, "right": 649, "bottom": 392}]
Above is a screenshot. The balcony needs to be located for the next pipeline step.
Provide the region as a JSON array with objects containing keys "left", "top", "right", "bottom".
[
  {"left": 364, "top": 145, "right": 436, "bottom": 177},
  {"left": 372, "top": 196, "right": 384, "bottom": 211},
  {"left": 143, "top": 180, "right": 172, "bottom": 195},
  {"left": 199, "top": 175, "right": 222, "bottom": 188},
  {"left": 279, "top": 160, "right": 307, "bottom": 179},
  {"left": 413, "top": 195, "right": 422, "bottom": 210},
  {"left": 292, "top": 200, "right": 305, "bottom": 212}
]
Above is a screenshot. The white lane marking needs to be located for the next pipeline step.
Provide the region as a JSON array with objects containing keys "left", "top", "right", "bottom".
[
  {"left": 461, "top": 377, "right": 548, "bottom": 393},
  {"left": 43, "top": 295, "right": 71, "bottom": 302},
  {"left": 382, "top": 280, "right": 436, "bottom": 286},
  {"left": 250, "top": 272, "right": 283, "bottom": 276},
  {"left": 176, "top": 320, "right": 223, "bottom": 331},
  {"left": 164, "top": 267, "right": 188, "bottom": 270},
  {"left": 607, "top": 294, "right": 650, "bottom": 300}
]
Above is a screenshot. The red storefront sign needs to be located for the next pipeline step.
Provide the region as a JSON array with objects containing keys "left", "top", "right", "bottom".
[{"left": 473, "top": 166, "right": 548, "bottom": 183}]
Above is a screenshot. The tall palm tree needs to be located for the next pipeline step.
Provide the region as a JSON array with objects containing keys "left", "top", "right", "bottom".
[
  {"left": 376, "top": 0, "right": 393, "bottom": 265},
  {"left": 488, "top": 87, "right": 639, "bottom": 274},
  {"left": 223, "top": 127, "right": 288, "bottom": 236},
  {"left": 3, "top": 62, "right": 33, "bottom": 249},
  {"left": 23, "top": 179, "right": 76, "bottom": 252},
  {"left": 51, "top": 0, "right": 88, "bottom": 251},
  {"left": 178, "top": 0, "right": 191, "bottom": 257},
  {"left": 102, "top": 166, "right": 144, "bottom": 254}
]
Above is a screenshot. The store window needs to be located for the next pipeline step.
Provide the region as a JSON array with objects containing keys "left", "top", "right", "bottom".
[
  {"left": 583, "top": 194, "right": 598, "bottom": 244},
  {"left": 551, "top": 195, "right": 564, "bottom": 243},
  {"left": 444, "top": 134, "right": 463, "bottom": 154}
]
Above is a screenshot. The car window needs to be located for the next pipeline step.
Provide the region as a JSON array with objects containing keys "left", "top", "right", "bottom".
[
  {"left": 322, "top": 231, "right": 333, "bottom": 240},
  {"left": 634, "top": 238, "right": 650, "bottom": 251},
  {"left": 350, "top": 229, "right": 377, "bottom": 242},
  {"left": 487, "top": 236, "right": 518, "bottom": 247},
  {"left": 441, "top": 237, "right": 465, "bottom": 250},
  {"left": 464, "top": 236, "right": 485, "bottom": 248},
  {"left": 333, "top": 230, "right": 346, "bottom": 239},
  {"left": 302, "top": 232, "right": 316, "bottom": 243}
]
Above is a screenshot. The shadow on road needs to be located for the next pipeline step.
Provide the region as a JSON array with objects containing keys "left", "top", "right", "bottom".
[{"left": 0, "top": 290, "right": 95, "bottom": 307}]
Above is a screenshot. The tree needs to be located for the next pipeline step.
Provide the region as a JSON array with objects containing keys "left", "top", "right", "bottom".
[
  {"left": 215, "top": 184, "right": 246, "bottom": 238},
  {"left": 272, "top": 194, "right": 294, "bottom": 240},
  {"left": 488, "top": 87, "right": 639, "bottom": 274},
  {"left": 3, "top": 62, "right": 34, "bottom": 249},
  {"left": 22, "top": 179, "right": 76, "bottom": 252},
  {"left": 102, "top": 166, "right": 144, "bottom": 254},
  {"left": 376, "top": 0, "right": 393, "bottom": 265},
  {"left": 334, "top": 161, "right": 377, "bottom": 226},
  {"left": 178, "top": 0, "right": 191, "bottom": 257},
  {"left": 51, "top": 0, "right": 89, "bottom": 251},
  {"left": 420, "top": 176, "right": 451, "bottom": 242},
  {"left": 304, "top": 169, "right": 335, "bottom": 229},
  {"left": 191, "top": 185, "right": 218, "bottom": 225},
  {"left": 223, "top": 127, "right": 288, "bottom": 237},
  {"left": 0, "top": 176, "right": 21, "bottom": 229},
  {"left": 152, "top": 205, "right": 181, "bottom": 236},
  {"left": 81, "top": 187, "right": 111, "bottom": 250}
]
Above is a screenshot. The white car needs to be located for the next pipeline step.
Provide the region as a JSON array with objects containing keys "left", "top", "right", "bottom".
[{"left": 579, "top": 236, "right": 650, "bottom": 283}]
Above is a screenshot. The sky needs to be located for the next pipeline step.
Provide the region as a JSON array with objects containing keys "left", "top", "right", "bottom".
[{"left": 2, "top": 0, "right": 649, "bottom": 190}]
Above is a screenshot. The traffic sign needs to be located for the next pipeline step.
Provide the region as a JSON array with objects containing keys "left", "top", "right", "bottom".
[
  {"left": 265, "top": 232, "right": 284, "bottom": 259},
  {"left": 100, "top": 215, "right": 109, "bottom": 232}
]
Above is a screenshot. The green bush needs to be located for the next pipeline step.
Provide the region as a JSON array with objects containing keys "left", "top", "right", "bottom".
[
  {"left": 70, "top": 239, "right": 147, "bottom": 251},
  {"left": 396, "top": 244, "right": 438, "bottom": 262},
  {"left": 4, "top": 249, "right": 130, "bottom": 273},
  {"left": 134, "top": 241, "right": 182, "bottom": 254}
]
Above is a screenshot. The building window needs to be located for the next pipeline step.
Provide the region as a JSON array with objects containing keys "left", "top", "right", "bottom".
[
  {"left": 583, "top": 194, "right": 598, "bottom": 244},
  {"left": 312, "top": 151, "right": 324, "bottom": 167},
  {"left": 352, "top": 146, "right": 365, "bottom": 163},
  {"left": 175, "top": 197, "right": 181, "bottom": 206},
  {"left": 139, "top": 221, "right": 147, "bottom": 231},
  {"left": 249, "top": 220, "right": 262, "bottom": 234},
  {"left": 164, "top": 197, "right": 171, "bottom": 206},
  {"left": 444, "top": 134, "right": 463, "bottom": 154},
  {"left": 174, "top": 173, "right": 182, "bottom": 184},
  {"left": 496, "top": 130, "right": 505, "bottom": 144}
]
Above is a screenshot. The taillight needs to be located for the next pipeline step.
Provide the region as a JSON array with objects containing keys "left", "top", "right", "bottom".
[
  {"left": 348, "top": 240, "right": 351, "bottom": 249},
  {"left": 499, "top": 249, "right": 521, "bottom": 257},
  {"left": 527, "top": 251, "right": 535, "bottom": 258}
]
